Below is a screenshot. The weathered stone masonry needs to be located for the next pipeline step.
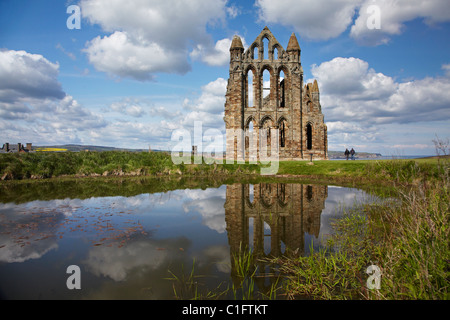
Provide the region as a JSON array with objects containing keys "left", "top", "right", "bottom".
[{"left": 224, "top": 27, "right": 328, "bottom": 160}]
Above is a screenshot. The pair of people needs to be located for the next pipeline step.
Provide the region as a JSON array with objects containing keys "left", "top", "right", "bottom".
[{"left": 344, "top": 148, "right": 356, "bottom": 160}]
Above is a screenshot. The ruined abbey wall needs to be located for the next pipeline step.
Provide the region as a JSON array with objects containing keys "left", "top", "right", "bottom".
[{"left": 224, "top": 27, "right": 328, "bottom": 161}]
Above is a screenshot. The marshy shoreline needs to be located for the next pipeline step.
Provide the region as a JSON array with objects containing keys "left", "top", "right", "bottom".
[{"left": 0, "top": 150, "right": 448, "bottom": 300}]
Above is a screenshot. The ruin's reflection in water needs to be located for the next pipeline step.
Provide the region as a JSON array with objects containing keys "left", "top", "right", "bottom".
[
  {"left": 0, "top": 182, "right": 374, "bottom": 299},
  {"left": 225, "top": 183, "right": 328, "bottom": 289},
  {"left": 226, "top": 184, "right": 327, "bottom": 256}
]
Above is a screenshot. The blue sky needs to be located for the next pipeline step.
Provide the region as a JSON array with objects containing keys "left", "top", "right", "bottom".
[{"left": 1, "top": 0, "right": 449, "bottom": 156}]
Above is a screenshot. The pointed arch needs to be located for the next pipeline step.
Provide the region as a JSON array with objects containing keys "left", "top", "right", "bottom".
[
  {"left": 245, "top": 116, "right": 256, "bottom": 129},
  {"left": 306, "top": 100, "right": 311, "bottom": 113},
  {"left": 262, "top": 36, "right": 270, "bottom": 60},
  {"left": 245, "top": 66, "right": 257, "bottom": 108},
  {"left": 277, "top": 116, "right": 288, "bottom": 124},
  {"left": 274, "top": 44, "right": 286, "bottom": 60},
  {"left": 273, "top": 46, "right": 279, "bottom": 60},
  {"left": 306, "top": 185, "right": 313, "bottom": 202},
  {"left": 278, "top": 117, "right": 288, "bottom": 148},
  {"left": 278, "top": 183, "right": 288, "bottom": 207},
  {"left": 273, "top": 43, "right": 282, "bottom": 60},
  {"left": 245, "top": 116, "right": 257, "bottom": 162},
  {"left": 261, "top": 183, "right": 274, "bottom": 208},
  {"left": 306, "top": 122, "right": 313, "bottom": 150},
  {"left": 277, "top": 67, "right": 289, "bottom": 108},
  {"left": 245, "top": 184, "right": 255, "bottom": 208},
  {"left": 260, "top": 115, "right": 275, "bottom": 127},
  {"left": 251, "top": 44, "right": 259, "bottom": 60},
  {"left": 261, "top": 65, "right": 274, "bottom": 108},
  {"left": 260, "top": 115, "right": 274, "bottom": 155}
]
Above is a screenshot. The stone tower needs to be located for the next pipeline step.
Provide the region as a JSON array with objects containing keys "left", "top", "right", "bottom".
[{"left": 224, "top": 27, "right": 328, "bottom": 161}]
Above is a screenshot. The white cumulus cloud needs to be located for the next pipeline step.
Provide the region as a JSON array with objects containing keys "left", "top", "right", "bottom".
[
  {"left": 183, "top": 77, "right": 227, "bottom": 115},
  {"left": 80, "top": 0, "right": 231, "bottom": 80},
  {"left": 256, "top": 0, "right": 361, "bottom": 40},
  {"left": 0, "top": 49, "right": 106, "bottom": 145},
  {"left": 256, "top": 0, "right": 450, "bottom": 45},
  {"left": 190, "top": 36, "right": 247, "bottom": 67},
  {"left": 351, "top": 0, "right": 450, "bottom": 45},
  {"left": 0, "top": 49, "right": 65, "bottom": 102},
  {"left": 311, "top": 57, "right": 450, "bottom": 125},
  {"left": 84, "top": 31, "right": 191, "bottom": 81},
  {"left": 310, "top": 56, "right": 450, "bottom": 151}
]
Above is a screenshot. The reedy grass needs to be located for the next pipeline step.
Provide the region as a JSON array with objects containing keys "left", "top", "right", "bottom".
[
  {"left": 232, "top": 243, "right": 257, "bottom": 279},
  {"left": 375, "top": 180, "right": 449, "bottom": 299},
  {"left": 1, "top": 148, "right": 447, "bottom": 185},
  {"left": 229, "top": 244, "right": 281, "bottom": 300},
  {"left": 269, "top": 155, "right": 449, "bottom": 300},
  {"left": 166, "top": 244, "right": 281, "bottom": 300},
  {"left": 268, "top": 208, "right": 382, "bottom": 300},
  {"left": 166, "top": 259, "right": 228, "bottom": 300},
  {"left": 0, "top": 151, "right": 260, "bottom": 180}
]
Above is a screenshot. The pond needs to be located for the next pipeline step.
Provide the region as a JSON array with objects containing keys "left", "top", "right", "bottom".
[{"left": 0, "top": 179, "right": 379, "bottom": 299}]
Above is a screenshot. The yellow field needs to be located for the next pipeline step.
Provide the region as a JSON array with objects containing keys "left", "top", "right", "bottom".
[{"left": 35, "top": 148, "right": 68, "bottom": 152}]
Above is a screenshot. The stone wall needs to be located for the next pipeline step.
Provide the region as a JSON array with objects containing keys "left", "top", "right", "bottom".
[{"left": 224, "top": 27, "right": 328, "bottom": 161}]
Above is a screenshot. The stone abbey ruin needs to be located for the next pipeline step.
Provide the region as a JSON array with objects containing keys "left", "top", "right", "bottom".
[{"left": 224, "top": 27, "right": 328, "bottom": 161}]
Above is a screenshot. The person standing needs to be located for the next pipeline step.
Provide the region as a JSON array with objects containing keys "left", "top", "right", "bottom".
[
  {"left": 344, "top": 148, "right": 350, "bottom": 160},
  {"left": 350, "top": 148, "right": 355, "bottom": 160}
]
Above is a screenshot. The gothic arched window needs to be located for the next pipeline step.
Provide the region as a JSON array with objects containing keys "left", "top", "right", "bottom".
[{"left": 306, "top": 123, "right": 313, "bottom": 150}]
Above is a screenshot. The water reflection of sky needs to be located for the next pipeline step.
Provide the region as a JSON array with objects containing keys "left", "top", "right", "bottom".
[
  {"left": 0, "top": 184, "right": 376, "bottom": 299},
  {"left": 313, "top": 185, "right": 379, "bottom": 252}
]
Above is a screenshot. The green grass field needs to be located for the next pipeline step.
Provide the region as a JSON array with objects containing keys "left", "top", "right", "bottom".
[{"left": 0, "top": 150, "right": 446, "bottom": 185}]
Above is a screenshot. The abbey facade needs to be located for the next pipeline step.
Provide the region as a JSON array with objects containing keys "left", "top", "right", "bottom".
[{"left": 224, "top": 27, "right": 328, "bottom": 161}]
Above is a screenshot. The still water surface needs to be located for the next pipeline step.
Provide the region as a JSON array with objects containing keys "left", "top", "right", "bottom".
[{"left": 0, "top": 181, "right": 378, "bottom": 299}]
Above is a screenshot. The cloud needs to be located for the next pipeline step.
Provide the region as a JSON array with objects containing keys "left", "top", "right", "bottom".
[
  {"left": 97, "top": 121, "right": 172, "bottom": 142},
  {"left": 148, "top": 106, "right": 183, "bottom": 120},
  {"left": 80, "top": 0, "right": 228, "bottom": 49},
  {"left": 311, "top": 57, "right": 450, "bottom": 125},
  {"left": 390, "top": 143, "right": 430, "bottom": 149},
  {"left": 256, "top": 0, "right": 361, "bottom": 40},
  {"left": 190, "top": 38, "right": 231, "bottom": 67},
  {"left": 183, "top": 78, "right": 227, "bottom": 115},
  {"left": 351, "top": 0, "right": 450, "bottom": 45},
  {"left": 256, "top": 0, "right": 450, "bottom": 45},
  {"left": 1, "top": 93, "right": 106, "bottom": 130},
  {"left": 55, "top": 43, "right": 76, "bottom": 60},
  {"left": 183, "top": 188, "right": 226, "bottom": 229},
  {"left": 80, "top": 0, "right": 231, "bottom": 80},
  {"left": 1, "top": 51, "right": 226, "bottom": 150},
  {"left": 0, "top": 201, "right": 65, "bottom": 263},
  {"left": 172, "top": 77, "right": 227, "bottom": 137},
  {"left": 0, "top": 50, "right": 65, "bottom": 102},
  {"left": 190, "top": 36, "right": 247, "bottom": 67},
  {"left": 85, "top": 237, "right": 190, "bottom": 282},
  {"left": 310, "top": 57, "right": 450, "bottom": 150},
  {"left": 182, "top": 188, "right": 226, "bottom": 233},
  {"left": 109, "top": 98, "right": 147, "bottom": 118},
  {"left": 128, "top": 77, "right": 228, "bottom": 151},
  {"left": 311, "top": 57, "right": 396, "bottom": 99},
  {"left": 84, "top": 31, "right": 191, "bottom": 81},
  {"left": 442, "top": 63, "right": 450, "bottom": 77},
  {"left": 0, "top": 96, "right": 107, "bottom": 146},
  {"left": 180, "top": 111, "right": 225, "bottom": 131},
  {"left": 0, "top": 49, "right": 107, "bottom": 144}
]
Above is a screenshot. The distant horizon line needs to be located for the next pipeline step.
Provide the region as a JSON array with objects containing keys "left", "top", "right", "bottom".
[{"left": 12, "top": 143, "right": 440, "bottom": 158}]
